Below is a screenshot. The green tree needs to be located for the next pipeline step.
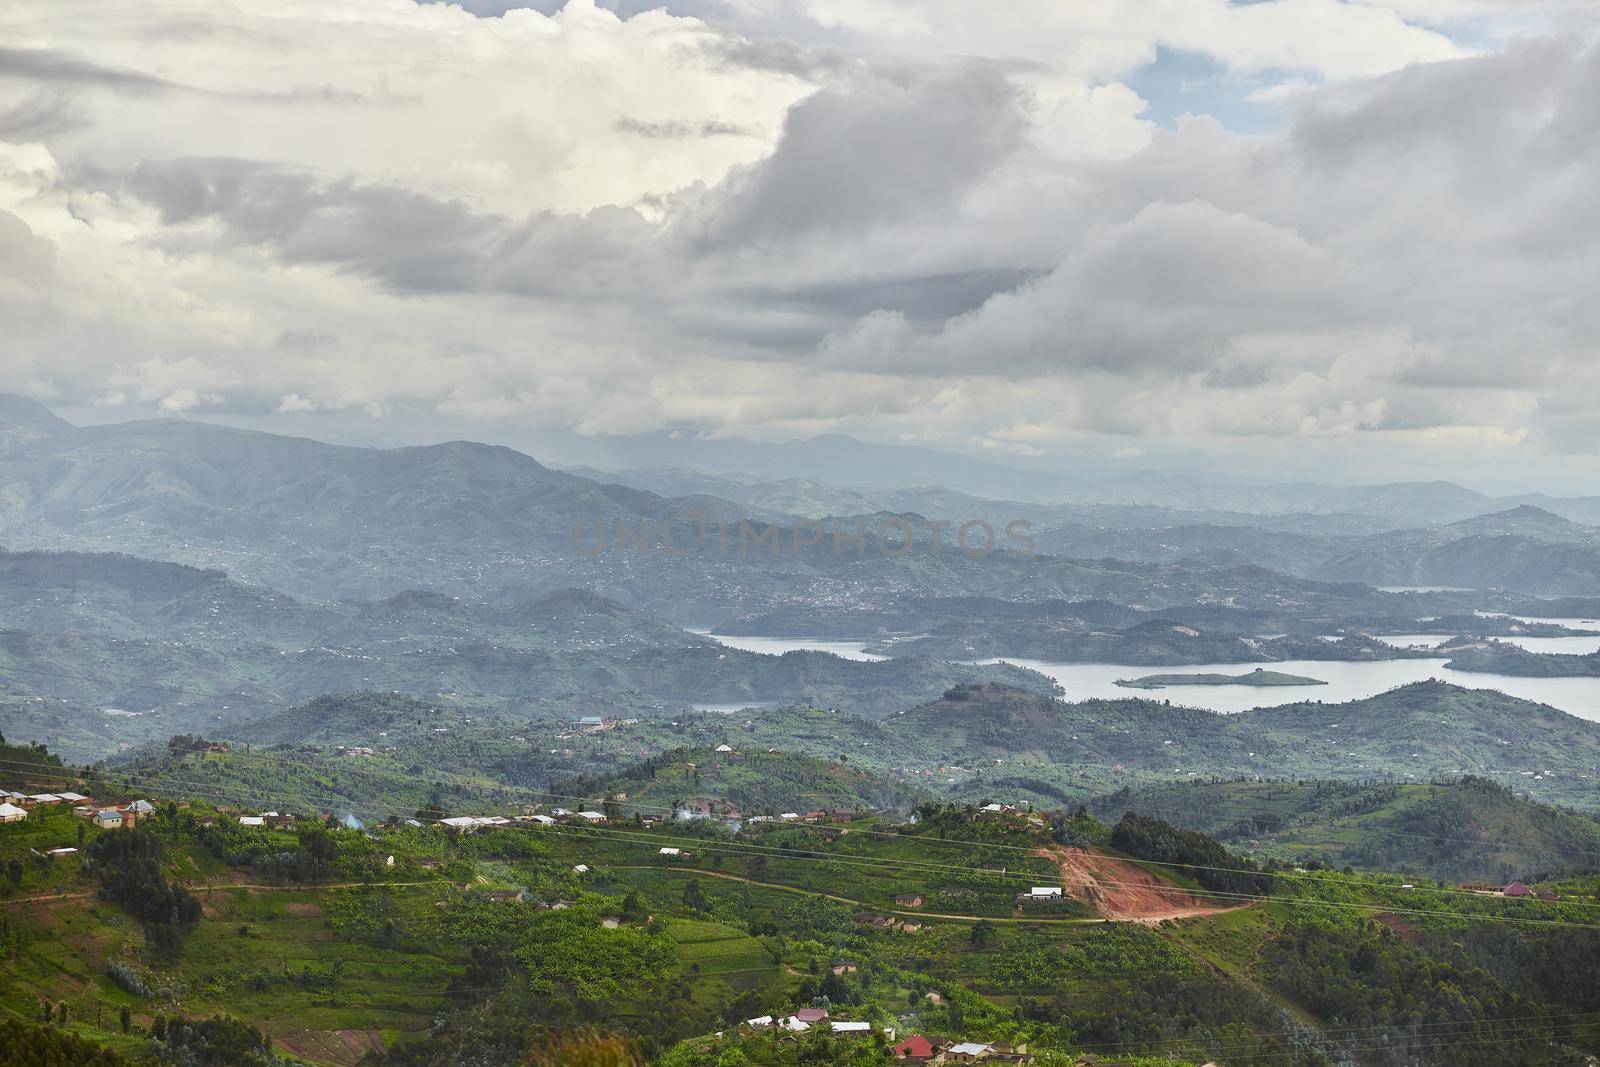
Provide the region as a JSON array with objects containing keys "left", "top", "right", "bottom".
[
  {"left": 118, "top": 1006, "right": 131, "bottom": 1034},
  {"left": 682, "top": 879, "right": 705, "bottom": 911}
]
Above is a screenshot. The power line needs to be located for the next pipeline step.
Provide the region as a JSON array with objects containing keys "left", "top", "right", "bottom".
[
  {"left": 5, "top": 750, "right": 1598, "bottom": 916},
  {"left": 51, "top": 742, "right": 1600, "bottom": 909},
  {"left": 22, "top": 759, "right": 1600, "bottom": 932}
]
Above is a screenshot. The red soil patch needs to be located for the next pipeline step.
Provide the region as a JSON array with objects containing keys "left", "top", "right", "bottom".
[
  {"left": 1036, "top": 845, "right": 1241, "bottom": 923},
  {"left": 275, "top": 1028, "right": 385, "bottom": 1065},
  {"left": 1374, "top": 912, "right": 1423, "bottom": 945}
]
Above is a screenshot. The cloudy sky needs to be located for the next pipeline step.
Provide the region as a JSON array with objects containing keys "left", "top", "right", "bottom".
[{"left": 2, "top": 0, "right": 1598, "bottom": 490}]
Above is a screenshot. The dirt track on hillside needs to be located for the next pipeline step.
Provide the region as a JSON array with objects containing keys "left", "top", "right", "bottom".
[{"left": 1036, "top": 845, "right": 1240, "bottom": 923}]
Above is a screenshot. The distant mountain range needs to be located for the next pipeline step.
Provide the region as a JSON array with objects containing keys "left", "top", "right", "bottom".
[{"left": 7, "top": 395, "right": 1600, "bottom": 624}]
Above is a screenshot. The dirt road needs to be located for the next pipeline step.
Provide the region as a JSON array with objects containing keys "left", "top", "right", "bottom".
[{"left": 1036, "top": 845, "right": 1243, "bottom": 923}]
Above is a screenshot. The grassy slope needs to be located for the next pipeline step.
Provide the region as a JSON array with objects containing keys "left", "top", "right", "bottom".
[{"left": 1087, "top": 777, "right": 1600, "bottom": 882}]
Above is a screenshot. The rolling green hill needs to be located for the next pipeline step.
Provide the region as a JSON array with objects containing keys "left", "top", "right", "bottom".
[
  {"left": 4, "top": 761, "right": 1598, "bottom": 1067},
  {"left": 1087, "top": 776, "right": 1600, "bottom": 883},
  {"left": 547, "top": 746, "right": 922, "bottom": 818},
  {"left": 878, "top": 680, "right": 1600, "bottom": 811}
]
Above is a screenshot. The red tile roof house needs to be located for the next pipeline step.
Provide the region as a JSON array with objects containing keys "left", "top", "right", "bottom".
[
  {"left": 792, "top": 1007, "right": 829, "bottom": 1024},
  {"left": 1503, "top": 880, "right": 1531, "bottom": 898},
  {"left": 892, "top": 1035, "right": 942, "bottom": 1061}
]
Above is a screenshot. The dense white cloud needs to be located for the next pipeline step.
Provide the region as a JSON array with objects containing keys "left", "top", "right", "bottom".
[{"left": 0, "top": 0, "right": 1597, "bottom": 486}]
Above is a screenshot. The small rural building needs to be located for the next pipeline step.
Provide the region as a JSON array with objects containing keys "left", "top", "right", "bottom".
[
  {"left": 945, "top": 1043, "right": 993, "bottom": 1064},
  {"left": 91, "top": 809, "right": 124, "bottom": 829},
  {"left": 127, "top": 799, "right": 156, "bottom": 815},
  {"left": 487, "top": 889, "right": 527, "bottom": 903},
  {"left": 238, "top": 815, "right": 265, "bottom": 827},
  {"left": 26, "top": 794, "right": 63, "bottom": 806},
  {"left": 831, "top": 1021, "right": 870, "bottom": 1035},
  {"left": 892, "top": 1035, "right": 941, "bottom": 1061},
  {"left": 574, "top": 811, "right": 607, "bottom": 823},
  {"left": 792, "top": 1007, "right": 829, "bottom": 1024},
  {"left": 745, "top": 1015, "right": 773, "bottom": 1030},
  {"left": 1027, "top": 887, "right": 1063, "bottom": 899},
  {"left": 0, "top": 801, "right": 27, "bottom": 823},
  {"left": 895, "top": 894, "right": 925, "bottom": 907},
  {"left": 1503, "top": 880, "right": 1531, "bottom": 898},
  {"left": 516, "top": 814, "right": 556, "bottom": 825},
  {"left": 44, "top": 847, "right": 78, "bottom": 858},
  {"left": 658, "top": 847, "right": 683, "bottom": 856}
]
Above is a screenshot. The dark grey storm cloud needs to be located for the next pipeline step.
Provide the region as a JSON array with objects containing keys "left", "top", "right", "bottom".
[
  {"left": 0, "top": 46, "right": 180, "bottom": 92},
  {"left": 123, "top": 157, "right": 664, "bottom": 298},
  {"left": 692, "top": 63, "right": 1031, "bottom": 247},
  {"left": 127, "top": 158, "right": 505, "bottom": 291},
  {"left": 96, "top": 29, "right": 1600, "bottom": 425}
]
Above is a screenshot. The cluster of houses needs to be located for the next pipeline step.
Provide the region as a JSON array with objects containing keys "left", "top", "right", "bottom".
[
  {"left": 741, "top": 1007, "right": 875, "bottom": 1038},
  {"left": 733, "top": 1011, "right": 1038, "bottom": 1064},
  {"left": 236, "top": 811, "right": 297, "bottom": 829},
  {"left": 745, "top": 807, "right": 861, "bottom": 827},
  {"left": 0, "top": 789, "right": 160, "bottom": 834},
  {"left": 859, "top": 913, "right": 924, "bottom": 934},
  {"left": 428, "top": 799, "right": 870, "bottom": 835},
  {"left": 890, "top": 1036, "right": 1036, "bottom": 1064},
  {"left": 437, "top": 809, "right": 607, "bottom": 831},
  {"left": 1461, "top": 879, "right": 1560, "bottom": 901},
  {"left": 563, "top": 715, "right": 636, "bottom": 734}
]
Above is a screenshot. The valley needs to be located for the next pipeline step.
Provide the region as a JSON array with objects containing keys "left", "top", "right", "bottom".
[{"left": 6, "top": 400, "right": 1600, "bottom": 1065}]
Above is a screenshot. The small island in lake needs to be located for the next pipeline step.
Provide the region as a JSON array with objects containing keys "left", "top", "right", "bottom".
[{"left": 1115, "top": 668, "right": 1329, "bottom": 690}]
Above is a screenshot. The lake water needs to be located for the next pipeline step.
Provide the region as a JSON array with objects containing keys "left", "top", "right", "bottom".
[
  {"left": 690, "top": 630, "right": 888, "bottom": 662},
  {"left": 1376, "top": 633, "right": 1600, "bottom": 655},
  {"left": 693, "top": 634, "right": 1600, "bottom": 724}
]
